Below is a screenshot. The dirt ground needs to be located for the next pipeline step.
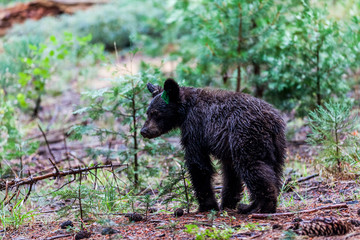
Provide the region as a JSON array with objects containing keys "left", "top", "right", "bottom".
[{"left": 2, "top": 170, "right": 360, "bottom": 239}]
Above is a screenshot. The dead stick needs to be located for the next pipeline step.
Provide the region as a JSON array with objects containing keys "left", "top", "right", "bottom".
[
  {"left": 3, "top": 181, "right": 9, "bottom": 202},
  {"left": 0, "top": 164, "right": 126, "bottom": 191},
  {"left": 250, "top": 203, "right": 348, "bottom": 219},
  {"left": 296, "top": 174, "right": 319, "bottom": 183},
  {"left": 38, "top": 124, "right": 60, "bottom": 174},
  {"left": 23, "top": 182, "right": 33, "bottom": 203},
  {"left": 4, "top": 186, "right": 19, "bottom": 205},
  {"left": 78, "top": 170, "right": 84, "bottom": 230},
  {"left": 45, "top": 234, "right": 72, "bottom": 240}
]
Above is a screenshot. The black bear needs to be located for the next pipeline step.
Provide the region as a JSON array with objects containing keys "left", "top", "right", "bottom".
[{"left": 141, "top": 79, "right": 286, "bottom": 214}]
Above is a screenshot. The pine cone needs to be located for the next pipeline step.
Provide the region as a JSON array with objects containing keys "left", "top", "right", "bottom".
[{"left": 296, "top": 217, "right": 353, "bottom": 237}]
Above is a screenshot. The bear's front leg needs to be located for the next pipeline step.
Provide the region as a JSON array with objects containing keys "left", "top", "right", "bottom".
[
  {"left": 185, "top": 151, "right": 219, "bottom": 212},
  {"left": 220, "top": 163, "right": 243, "bottom": 210}
]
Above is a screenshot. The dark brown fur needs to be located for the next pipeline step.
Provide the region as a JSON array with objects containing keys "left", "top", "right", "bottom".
[{"left": 141, "top": 79, "right": 286, "bottom": 214}]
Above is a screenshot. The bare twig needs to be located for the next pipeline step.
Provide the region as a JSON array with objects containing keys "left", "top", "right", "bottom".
[
  {"left": 23, "top": 182, "right": 33, "bottom": 203},
  {"left": 345, "top": 231, "right": 360, "bottom": 240},
  {"left": 45, "top": 234, "right": 72, "bottom": 240},
  {"left": 250, "top": 203, "right": 348, "bottom": 219},
  {"left": 181, "top": 167, "right": 190, "bottom": 213},
  {"left": 78, "top": 170, "right": 84, "bottom": 230},
  {"left": 38, "top": 124, "right": 60, "bottom": 174},
  {"left": 3, "top": 181, "right": 9, "bottom": 203},
  {"left": 0, "top": 164, "right": 127, "bottom": 191},
  {"left": 3, "top": 186, "right": 20, "bottom": 205},
  {"left": 296, "top": 174, "right": 319, "bottom": 184},
  {"left": 63, "top": 131, "right": 71, "bottom": 168}
]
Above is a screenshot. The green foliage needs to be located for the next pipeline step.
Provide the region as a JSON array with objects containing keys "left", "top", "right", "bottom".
[
  {"left": 0, "top": 91, "right": 38, "bottom": 168},
  {"left": 0, "top": 199, "right": 37, "bottom": 230},
  {"left": 264, "top": 1, "right": 353, "bottom": 114},
  {"left": 52, "top": 180, "right": 124, "bottom": 218},
  {"left": 0, "top": 35, "right": 42, "bottom": 91},
  {"left": 241, "top": 222, "right": 269, "bottom": 231},
  {"left": 138, "top": 1, "right": 360, "bottom": 116},
  {"left": 158, "top": 158, "right": 195, "bottom": 212},
  {"left": 139, "top": 0, "right": 281, "bottom": 90},
  {"left": 307, "top": 100, "right": 360, "bottom": 174},
  {"left": 16, "top": 32, "right": 103, "bottom": 115},
  {"left": 54, "top": 183, "right": 98, "bottom": 218},
  {"left": 70, "top": 58, "right": 171, "bottom": 187},
  {"left": 184, "top": 224, "right": 234, "bottom": 240},
  {"left": 281, "top": 230, "right": 297, "bottom": 240}
]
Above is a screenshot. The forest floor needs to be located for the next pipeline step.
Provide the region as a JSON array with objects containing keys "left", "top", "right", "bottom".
[
  {"left": 3, "top": 170, "right": 360, "bottom": 240},
  {"left": 1, "top": 55, "right": 360, "bottom": 240}
]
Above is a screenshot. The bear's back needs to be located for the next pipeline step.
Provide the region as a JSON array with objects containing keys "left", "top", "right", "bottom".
[{"left": 180, "top": 87, "right": 285, "bottom": 163}]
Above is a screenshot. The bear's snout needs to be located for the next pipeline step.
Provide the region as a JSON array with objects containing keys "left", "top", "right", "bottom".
[
  {"left": 140, "top": 127, "right": 150, "bottom": 138},
  {"left": 140, "top": 126, "right": 162, "bottom": 139}
]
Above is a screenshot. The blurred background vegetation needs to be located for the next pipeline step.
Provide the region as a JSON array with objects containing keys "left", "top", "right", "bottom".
[{"left": 0, "top": 0, "right": 360, "bottom": 232}]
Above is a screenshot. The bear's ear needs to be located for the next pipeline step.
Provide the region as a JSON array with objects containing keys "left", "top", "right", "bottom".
[
  {"left": 147, "top": 83, "right": 162, "bottom": 98},
  {"left": 163, "top": 78, "right": 180, "bottom": 103}
]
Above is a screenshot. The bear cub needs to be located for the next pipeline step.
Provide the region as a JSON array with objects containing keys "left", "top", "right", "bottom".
[{"left": 141, "top": 79, "right": 286, "bottom": 214}]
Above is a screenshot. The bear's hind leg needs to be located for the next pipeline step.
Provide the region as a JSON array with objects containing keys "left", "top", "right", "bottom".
[
  {"left": 220, "top": 163, "right": 243, "bottom": 210},
  {"left": 238, "top": 162, "right": 280, "bottom": 214}
]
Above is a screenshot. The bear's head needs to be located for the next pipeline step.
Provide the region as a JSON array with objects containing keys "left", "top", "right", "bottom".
[{"left": 141, "top": 78, "right": 181, "bottom": 139}]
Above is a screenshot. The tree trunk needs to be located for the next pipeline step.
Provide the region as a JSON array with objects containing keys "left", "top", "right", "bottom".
[
  {"left": 253, "top": 62, "right": 265, "bottom": 98},
  {"left": 236, "top": 4, "right": 243, "bottom": 92},
  {"left": 131, "top": 96, "right": 139, "bottom": 188},
  {"left": 0, "top": 0, "right": 105, "bottom": 36},
  {"left": 33, "top": 95, "right": 41, "bottom": 118}
]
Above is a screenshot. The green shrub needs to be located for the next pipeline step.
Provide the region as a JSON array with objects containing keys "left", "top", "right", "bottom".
[
  {"left": 0, "top": 199, "right": 37, "bottom": 230},
  {"left": 262, "top": 1, "right": 354, "bottom": 115},
  {"left": 184, "top": 224, "right": 234, "bottom": 240},
  {"left": 307, "top": 100, "right": 360, "bottom": 174},
  {"left": 70, "top": 58, "right": 173, "bottom": 188},
  {"left": 0, "top": 91, "right": 38, "bottom": 168},
  {"left": 16, "top": 32, "right": 104, "bottom": 116},
  {"left": 0, "top": 35, "right": 42, "bottom": 91},
  {"left": 138, "top": 0, "right": 281, "bottom": 89},
  {"left": 138, "top": 1, "right": 359, "bottom": 116}
]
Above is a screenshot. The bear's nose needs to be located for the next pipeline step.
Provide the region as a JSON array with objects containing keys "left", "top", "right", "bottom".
[{"left": 140, "top": 127, "right": 149, "bottom": 138}]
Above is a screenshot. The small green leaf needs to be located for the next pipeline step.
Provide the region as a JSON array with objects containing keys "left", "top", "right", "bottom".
[
  {"left": 50, "top": 35, "right": 57, "bottom": 43},
  {"left": 57, "top": 53, "right": 65, "bottom": 60},
  {"left": 18, "top": 72, "right": 31, "bottom": 86},
  {"left": 17, "top": 93, "right": 28, "bottom": 108},
  {"left": 28, "top": 44, "right": 38, "bottom": 51},
  {"left": 33, "top": 68, "right": 42, "bottom": 75}
]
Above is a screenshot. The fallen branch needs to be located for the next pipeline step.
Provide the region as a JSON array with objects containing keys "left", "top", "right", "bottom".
[
  {"left": 250, "top": 203, "right": 348, "bottom": 219},
  {"left": 45, "top": 234, "right": 72, "bottom": 240},
  {"left": 0, "top": 0, "right": 108, "bottom": 36},
  {"left": 0, "top": 163, "right": 127, "bottom": 191},
  {"left": 296, "top": 174, "right": 319, "bottom": 184}
]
